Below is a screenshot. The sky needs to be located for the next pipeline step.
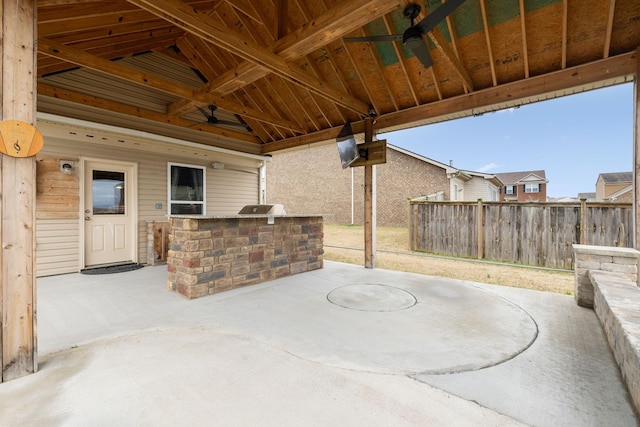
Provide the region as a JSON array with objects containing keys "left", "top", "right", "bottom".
[{"left": 379, "top": 82, "right": 634, "bottom": 198}]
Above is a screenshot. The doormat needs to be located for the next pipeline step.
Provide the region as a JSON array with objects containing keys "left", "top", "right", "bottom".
[{"left": 80, "top": 263, "right": 144, "bottom": 275}]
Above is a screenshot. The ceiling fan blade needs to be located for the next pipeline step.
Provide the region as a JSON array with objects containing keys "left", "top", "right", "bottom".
[
  {"left": 196, "top": 106, "right": 210, "bottom": 118},
  {"left": 344, "top": 34, "right": 403, "bottom": 43},
  {"left": 416, "top": 0, "right": 466, "bottom": 34},
  {"left": 404, "top": 34, "right": 433, "bottom": 68},
  {"left": 215, "top": 119, "right": 247, "bottom": 127}
]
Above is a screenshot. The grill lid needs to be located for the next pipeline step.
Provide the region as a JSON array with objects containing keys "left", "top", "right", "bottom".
[{"left": 238, "top": 204, "right": 286, "bottom": 215}]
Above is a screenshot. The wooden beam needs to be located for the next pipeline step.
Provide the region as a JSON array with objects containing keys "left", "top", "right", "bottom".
[
  {"left": 37, "top": 37, "right": 303, "bottom": 132},
  {"left": 561, "top": 0, "right": 568, "bottom": 69},
  {"left": 409, "top": 1, "right": 474, "bottom": 92},
  {"left": 479, "top": 0, "right": 496, "bottom": 86},
  {"left": 374, "top": 52, "right": 637, "bottom": 130},
  {"left": 37, "top": 84, "right": 262, "bottom": 144},
  {"left": 603, "top": 0, "right": 616, "bottom": 59},
  {"left": 275, "top": 0, "right": 288, "bottom": 39},
  {"left": 186, "top": 0, "right": 397, "bottom": 99},
  {"left": 127, "top": 0, "right": 372, "bottom": 115},
  {"left": 262, "top": 52, "right": 637, "bottom": 153},
  {"left": 1, "top": 0, "right": 38, "bottom": 381},
  {"left": 634, "top": 46, "right": 640, "bottom": 253},
  {"left": 363, "top": 118, "right": 376, "bottom": 269},
  {"left": 519, "top": 0, "right": 530, "bottom": 78}
]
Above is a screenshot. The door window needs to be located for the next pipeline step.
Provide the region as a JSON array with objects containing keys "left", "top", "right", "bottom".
[{"left": 92, "top": 170, "right": 125, "bottom": 214}]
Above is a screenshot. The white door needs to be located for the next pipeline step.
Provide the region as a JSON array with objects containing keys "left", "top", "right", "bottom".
[{"left": 83, "top": 160, "right": 137, "bottom": 267}]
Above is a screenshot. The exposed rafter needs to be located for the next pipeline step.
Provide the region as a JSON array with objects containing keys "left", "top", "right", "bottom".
[
  {"left": 604, "top": 0, "right": 616, "bottom": 59},
  {"left": 164, "top": 0, "right": 397, "bottom": 118},
  {"left": 519, "top": 0, "right": 530, "bottom": 79},
  {"left": 562, "top": 0, "right": 568, "bottom": 69},
  {"left": 408, "top": 1, "right": 474, "bottom": 92},
  {"left": 479, "top": 0, "right": 496, "bottom": 86},
  {"left": 32, "top": 0, "right": 640, "bottom": 154},
  {"left": 37, "top": 83, "right": 262, "bottom": 144},
  {"left": 263, "top": 51, "right": 637, "bottom": 153},
  {"left": 37, "top": 37, "right": 304, "bottom": 132},
  {"left": 127, "top": 0, "right": 372, "bottom": 116}
]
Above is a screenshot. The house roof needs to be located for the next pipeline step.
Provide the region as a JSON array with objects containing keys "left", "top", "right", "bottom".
[
  {"left": 388, "top": 144, "right": 457, "bottom": 174},
  {"left": 494, "top": 170, "right": 548, "bottom": 185},
  {"left": 457, "top": 170, "right": 504, "bottom": 187},
  {"left": 32, "top": 1, "right": 639, "bottom": 156},
  {"left": 606, "top": 185, "right": 632, "bottom": 200},
  {"left": 578, "top": 192, "right": 596, "bottom": 200},
  {"left": 388, "top": 144, "right": 502, "bottom": 186},
  {"left": 598, "top": 172, "right": 633, "bottom": 184}
]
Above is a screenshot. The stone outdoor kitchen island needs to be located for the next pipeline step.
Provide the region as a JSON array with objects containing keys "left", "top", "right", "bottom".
[{"left": 167, "top": 215, "right": 323, "bottom": 299}]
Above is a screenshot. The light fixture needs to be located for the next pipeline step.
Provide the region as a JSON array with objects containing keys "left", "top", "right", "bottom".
[{"left": 60, "top": 161, "right": 74, "bottom": 174}]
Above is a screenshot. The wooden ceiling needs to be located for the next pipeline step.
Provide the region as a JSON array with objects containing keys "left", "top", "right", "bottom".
[{"left": 36, "top": 0, "right": 640, "bottom": 156}]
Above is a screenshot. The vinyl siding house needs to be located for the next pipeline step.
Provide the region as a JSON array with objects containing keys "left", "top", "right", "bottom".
[
  {"left": 266, "top": 143, "right": 501, "bottom": 227},
  {"left": 448, "top": 170, "right": 502, "bottom": 202},
  {"left": 35, "top": 117, "right": 266, "bottom": 277},
  {"left": 595, "top": 172, "right": 633, "bottom": 202},
  {"left": 495, "top": 170, "right": 549, "bottom": 202}
]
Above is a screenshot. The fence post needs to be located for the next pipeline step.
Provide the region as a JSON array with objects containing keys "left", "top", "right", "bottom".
[
  {"left": 580, "top": 198, "right": 587, "bottom": 244},
  {"left": 477, "top": 199, "right": 484, "bottom": 259}
]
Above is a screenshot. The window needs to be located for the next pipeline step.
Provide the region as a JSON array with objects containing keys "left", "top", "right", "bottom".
[
  {"left": 524, "top": 183, "right": 540, "bottom": 193},
  {"left": 92, "top": 170, "right": 125, "bottom": 214},
  {"left": 453, "top": 184, "right": 459, "bottom": 201},
  {"left": 168, "top": 163, "right": 205, "bottom": 215},
  {"left": 505, "top": 185, "right": 515, "bottom": 195}
]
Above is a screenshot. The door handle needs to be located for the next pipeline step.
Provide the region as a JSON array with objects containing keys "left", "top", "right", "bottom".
[{"left": 85, "top": 216, "right": 91, "bottom": 221}]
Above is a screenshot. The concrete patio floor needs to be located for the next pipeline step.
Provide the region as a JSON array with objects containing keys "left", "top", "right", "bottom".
[{"left": 0, "top": 261, "right": 637, "bottom": 426}]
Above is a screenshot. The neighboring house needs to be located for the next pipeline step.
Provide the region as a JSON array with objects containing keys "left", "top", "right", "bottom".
[
  {"left": 449, "top": 170, "right": 502, "bottom": 202},
  {"left": 35, "top": 118, "right": 266, "bottom": 277},
  {"left": 266, "top": 143, "right": 500, "bottom": 227},
  {"left": 595, "top": 172, "right": 632, "bottom": 202},
  {"left": 577, "top": 192, "right": 596, "bottom": 201},
  {"left": 495, "top": 170, "right": 548, "bottom": 202}
]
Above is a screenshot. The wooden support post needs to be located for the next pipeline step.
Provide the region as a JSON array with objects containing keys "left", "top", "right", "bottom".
[
  {"left": 634, "top": 46, "right": 640, "bottom": 251},
  {"left": 580, "top": 198, "right": 588, "bottom": 244},
  {"left": 364, "top": 118, "right": 376, "bottom": 268},
  {"left": 634, "top": 46, "right": 639, "bottom": 286},
  {"left": 477, "top": 199, "right": 484, "bottom": 259},
  {"left": 1, "top": 0, "right": 38, "bottom": 381}
]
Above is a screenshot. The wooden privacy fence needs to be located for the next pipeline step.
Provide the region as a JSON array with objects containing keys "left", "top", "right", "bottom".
[{"left": 409, "top": 200, "right": 633, "bottom": 270}]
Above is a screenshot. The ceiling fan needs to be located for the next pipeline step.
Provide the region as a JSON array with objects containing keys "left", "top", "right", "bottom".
[
  {"left": 196, "top": 105, "right": 252, "bottom": 132},
  {"left": 344, "top": 0, "right": 466, "bottom": 69}
]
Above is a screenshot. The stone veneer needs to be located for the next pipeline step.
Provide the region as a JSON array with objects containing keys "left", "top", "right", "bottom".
[
  {"left": 588, "top": 270, "right": 640, "bottom": 414},
  {"left": 573, "top": 244, "right": 640, "bottom": 415},
  {"left": 573, "top": 244, "right": 639, "bottom": 308},
  {"left": 167, "top": 215, "right": 323, "bottom": 299}
]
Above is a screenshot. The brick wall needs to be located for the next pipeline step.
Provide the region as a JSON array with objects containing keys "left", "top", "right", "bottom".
[
  {"left": 500, "top": 183, "right": 547, "bottom": 202},
  {"left": 167, "top": 216, "right": 323, "bottom": 299},
  {"left": 266, "top": 144, "right": 449, "bottom": 227}
]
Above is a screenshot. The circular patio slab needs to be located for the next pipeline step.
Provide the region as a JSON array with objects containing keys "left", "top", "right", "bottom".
[{"left": 327, "top": 284, "right": 417, "bottom": 311}]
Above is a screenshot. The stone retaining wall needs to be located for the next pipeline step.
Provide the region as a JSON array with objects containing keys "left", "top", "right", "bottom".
[
  {"left": 589, "top": 270, "right": 640, "bottom": 414},
  {"left": 573, "top": 244, "right": 639, "bottom": 308},
  {"left": 167, "top": 216, "right": 323, "bottom": 299}
]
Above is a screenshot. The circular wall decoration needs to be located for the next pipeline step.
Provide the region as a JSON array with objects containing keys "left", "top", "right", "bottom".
[{"left": 0, "top": 120, "right": 44, "bottom": 157}]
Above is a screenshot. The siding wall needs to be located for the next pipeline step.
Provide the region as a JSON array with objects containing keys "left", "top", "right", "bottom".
[
  {"left": 465, "top": 178, "right": 488, "bottom": 201},
  {"left": 35, "top": 119, "right": 261, "bottom": 276}
]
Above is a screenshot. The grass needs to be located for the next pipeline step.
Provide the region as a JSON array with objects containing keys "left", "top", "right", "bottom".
[{"left": 322, "top": 224, "right": 575, "bottom": 295}]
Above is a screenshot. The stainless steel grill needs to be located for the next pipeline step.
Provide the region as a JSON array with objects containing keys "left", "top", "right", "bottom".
[{"left": 238, "top": 204, "right": 286, "bottom": 215}]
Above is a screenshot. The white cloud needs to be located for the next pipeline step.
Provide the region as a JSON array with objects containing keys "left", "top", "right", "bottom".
[
  {"left": 477, "top": 162, "right": 499, "bottom": 172},
  {"left": 496, "top": 107, "right": 518, "bottom": 114}
]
